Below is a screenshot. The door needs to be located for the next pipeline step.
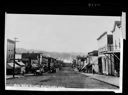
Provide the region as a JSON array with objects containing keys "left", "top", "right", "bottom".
[{"left": 98, "top": 57, "right": 102, "bottom": 74}]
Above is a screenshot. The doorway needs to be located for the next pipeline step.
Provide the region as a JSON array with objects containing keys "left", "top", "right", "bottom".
[{"left": 98, "top": 57, "right": 102, "bottom": 74}]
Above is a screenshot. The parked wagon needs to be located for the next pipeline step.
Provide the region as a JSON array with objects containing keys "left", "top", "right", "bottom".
[{"left": 34, "top": 68, "right": 44, "bottom": 75}]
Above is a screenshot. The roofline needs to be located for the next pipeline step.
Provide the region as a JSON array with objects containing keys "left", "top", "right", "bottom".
[
  {"left": 88, "top": 50, "right": 98, "bottom": 54},
  {"left": 111, "top": 21, "right": 121, "bottom": 33},
  {"left": 97, "top": 32, "right": 107, "bottom": 40},
  {"left": 22, "top": 53, "right": 43, "bottom": 54},
  {"left": 16, "top": 53, "right": 22, "bottom": 54},
  {"left": 7, "top": 39, "right": 15, "bottom": 43}
]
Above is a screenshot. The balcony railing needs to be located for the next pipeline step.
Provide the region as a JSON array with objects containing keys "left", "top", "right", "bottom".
[
  {"left": 107, "top": 44, "right": 113, "bottom": 51},
  {"left": 108, "top": 44, "right": 120, "bottom": 51},
  {"left": 99, "top": 44, "right": 120, "bottom": 53}
]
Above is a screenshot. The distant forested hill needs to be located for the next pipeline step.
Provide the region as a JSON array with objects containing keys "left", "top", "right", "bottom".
[{"left": 16, "top": 48, "right": 87, "bottom": 60}]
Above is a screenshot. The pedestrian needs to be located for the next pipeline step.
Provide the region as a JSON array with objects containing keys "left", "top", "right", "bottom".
[
  {"left": 21, "top": 66, "right": 25, "bottom": 76},
  {"left": 92, "top": 69, "right": 95, "bottom": 74},
  {"left": 40, "top": 67, "right": 44, "bottom": 73},
  {"left": 114, "top": 70, "right": 117, "bottom": 77}
]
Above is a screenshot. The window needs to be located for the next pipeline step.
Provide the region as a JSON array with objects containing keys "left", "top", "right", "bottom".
[
  {"left": 104, "top": 58, "right": 106, "bottom": 71},
  {"left": 8, "top": 55, "right": 10, "bottom": 59},
  {"left": 11, "top": 55, "right": 14, "bottom": 59},
  {"left": 119, "top": 39, "right": 120, "bottom": 48},
  {"left": 115, "top": 40, "right": 117, "bottom": 49}
]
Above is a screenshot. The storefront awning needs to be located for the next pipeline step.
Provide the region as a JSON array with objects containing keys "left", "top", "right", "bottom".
[
  {"left": 6, "top": 63, "right": 12, "bottom": 69},
  {"left": 86, "top": 63, "right": 92, "bottom": 68},
  {"left": 82, "top": 63, "right": 87, "bottom": 69},
  {"left": 15, "top": 60, "right": 25, "bottom": 66},
  {"left": 7, "top": 62, "right": 21, "bottom": 69}
]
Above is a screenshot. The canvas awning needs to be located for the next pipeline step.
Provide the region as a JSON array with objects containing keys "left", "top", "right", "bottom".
[
  {"left": 15, "top": 60, "right": 25, "bottom": 66},
  {"left": 82, "top": 63, "right": 88, "bottom": 70},
  {"left": 86, "top": 63, "right": 92, "bottom": 68},
  {"left": 7, "top": 62, "right": 21, "bottom": 69},
  {"left": 6, "top": 63, "right": 12, "bottom": 69}
]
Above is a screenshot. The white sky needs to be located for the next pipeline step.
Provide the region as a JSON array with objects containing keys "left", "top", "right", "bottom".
[{"left": 5, "top": 14, "right": 120, "bottom": 53}]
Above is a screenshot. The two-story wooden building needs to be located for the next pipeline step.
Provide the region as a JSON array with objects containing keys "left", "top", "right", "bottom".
[
  {"left": 6, "top": 39, "right": 15, "bottom": 63},
  {"left": 6, "top": 39, "right": 22, "bottom": 75},
  {"left": 97, "top": 32, "right": 114, "bottom": 75},
  {"left": 111, "top": 21, "right": 121, "bottom": 77}
]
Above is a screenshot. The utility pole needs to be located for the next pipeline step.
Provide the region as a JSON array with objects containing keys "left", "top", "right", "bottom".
[
  {"left": 47, "top": 55, "right": 50, "bottom": 72},
  {"left": 13, "top": 37, "right": 19, "bottom": 78}
]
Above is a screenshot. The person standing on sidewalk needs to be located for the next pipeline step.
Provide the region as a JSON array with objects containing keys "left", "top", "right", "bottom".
[
  {"left": 92, "top": 69, "right": 95, "bottom": 74},
  {"left": 21, "top": 66, "right": 25, "bottom": 76}
]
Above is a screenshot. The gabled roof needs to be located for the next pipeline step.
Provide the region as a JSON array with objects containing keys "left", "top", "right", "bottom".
[
  {"left": 97, "top": 32, "right": 107, "bottom": 40},
  {"left": 88, "top": 50, "right": 98, "bottom": 56},
  {"left": 111, "top": 21, "right": 121, "bottom": 33},
  {"left": 7, "top": 39, "right": 15, "bottom": 44}
]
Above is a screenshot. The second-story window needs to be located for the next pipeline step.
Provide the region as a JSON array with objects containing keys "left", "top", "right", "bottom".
[
  {"left": 115, "top": 40, "right": 117, "bottom": 49},
  {"left": 119, "top": 39, "right": 120, "bottom": 48}
]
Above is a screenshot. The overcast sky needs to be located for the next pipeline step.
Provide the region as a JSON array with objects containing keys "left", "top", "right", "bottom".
[{"left": 5, "top": 14, "right": 120, "bottom": 53}]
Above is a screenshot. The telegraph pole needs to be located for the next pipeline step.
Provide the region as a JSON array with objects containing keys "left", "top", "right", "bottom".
[{"left": 13, "top": 37, "right": 19, "bottom": 78}]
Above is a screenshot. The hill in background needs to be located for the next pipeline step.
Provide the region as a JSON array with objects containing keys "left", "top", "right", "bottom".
[{"left": 16, "top": 48, "right": 87, "bottom": 61}]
